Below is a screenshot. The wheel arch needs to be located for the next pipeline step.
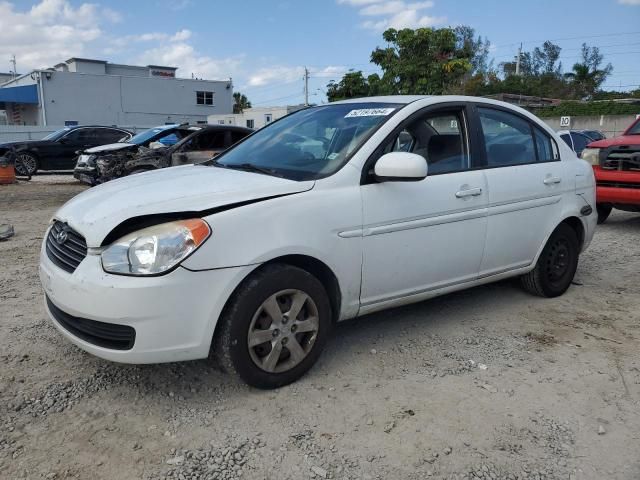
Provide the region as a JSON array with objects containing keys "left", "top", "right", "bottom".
[
  {"left": 559, "top": 216, "right": 585, "bottom": 250},
  {"left": 530, "top": 214, "right": 587, "bottom": 269},
  {"left": 217, "top": 254, "right": 343, "bottom": 328},
  {"left": 259, "top": 255, "right": 342, "bottom": 324}
]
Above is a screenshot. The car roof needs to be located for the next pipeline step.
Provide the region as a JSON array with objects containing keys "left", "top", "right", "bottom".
[
  {"left": 329, "top": 95, "right": 431, "bottom": 105},
  {"left": 198, "top": 125, "right": 253, "bottom": 132},
  {"left": 557, "top": 130, "right": 591, "bottom": 136},
  {"left": 64, "top": 125, "right": 131, "bottom": 131}
]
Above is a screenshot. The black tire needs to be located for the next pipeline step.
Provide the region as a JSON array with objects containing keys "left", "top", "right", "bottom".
[
  {"left": 15, "top": 152, "right": 38, "bottom": 177},
  {"left": 520, "top": 223, "right": 579, "bottom": 298},
  {"left": 596, "top": 204, "right": 612, "bottom": 224},
  {"left": 214, "top": 264, "right": 332, "bottom": 389}
]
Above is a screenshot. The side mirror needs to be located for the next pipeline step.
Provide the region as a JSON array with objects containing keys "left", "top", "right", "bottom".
[{"left": 374, "top": 152, "right": 428, "bottom": 182}]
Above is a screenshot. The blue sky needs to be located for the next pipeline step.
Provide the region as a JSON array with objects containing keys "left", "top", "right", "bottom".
[{"left": 1, "top": 0, "right": 639, "bottom": 105}]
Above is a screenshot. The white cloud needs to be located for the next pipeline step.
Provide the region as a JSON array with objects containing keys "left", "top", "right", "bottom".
[
  {"left": 136, "top": 41, "right": 244, "bottom": 80},
  {"left": 338, "top": 0, "right": 445, "bottom": 31},
  {"left": 246, "top": 65, "right": 349, "bottom": 87},
  {"left": 618, "top": 0, "right": 640, "bottom": 4},
  {"left": 0, "top": 0, "right": 120, "bottom": 72}
]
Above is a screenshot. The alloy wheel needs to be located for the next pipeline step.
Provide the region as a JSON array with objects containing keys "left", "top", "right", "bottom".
[
  {"left": 16, "top": 153, "right": 37, "bottom": 176},
  {"left": 247, "top": 289, "right": 319, "bottom": 374}
]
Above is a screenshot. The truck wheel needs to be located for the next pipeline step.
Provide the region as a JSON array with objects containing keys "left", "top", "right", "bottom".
[
  {"left": 15, "top": 153, "right": 38, "bottom": 176},
  {"left": 520, "top": 223, "right": 579, "bottom": 298},
  {"left": 214, "top": 264, "right": 332, "bottom": 389},
  {"left": 596, "top": 204, "right": 612, "bottom": 224}
]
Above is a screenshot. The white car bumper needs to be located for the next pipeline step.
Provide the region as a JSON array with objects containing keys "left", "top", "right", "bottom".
[{"left": 39, "top": 246, "right": 255, "bottom": 364}]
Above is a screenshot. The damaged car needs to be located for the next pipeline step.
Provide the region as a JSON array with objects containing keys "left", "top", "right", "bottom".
[
  {"left": 40, "top": 96, "right": 596, "bottom": 389},
  {"left": 74, "top": 124, "right": 253, "bottom": 185},
  {"left": 74, "top": 124, "right": 200, "bottom": 185}
]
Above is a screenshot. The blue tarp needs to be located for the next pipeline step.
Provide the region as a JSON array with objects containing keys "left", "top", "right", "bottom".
[{"left": 0, "top": 84, "right": 39, "bottom": 105}]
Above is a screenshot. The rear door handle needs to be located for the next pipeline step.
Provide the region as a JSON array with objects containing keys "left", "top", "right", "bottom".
[
  {"left": 455, "top": 187, "right": 482, "bottom": 198},
  {"left": 543, "top": 176, "right": 562, "bottom": 185}
]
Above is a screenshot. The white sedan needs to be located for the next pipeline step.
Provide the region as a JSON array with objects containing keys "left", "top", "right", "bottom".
[{"left": 39, "top": 96, "right": 596, "bottom": 388}]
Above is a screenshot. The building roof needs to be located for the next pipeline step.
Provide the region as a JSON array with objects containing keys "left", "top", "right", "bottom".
[
  {"left": 147, "top": 65, "right": 177, "bottom": 71},
  {"left": 64, "top": 57, "right": 107, "bottom": 64}
]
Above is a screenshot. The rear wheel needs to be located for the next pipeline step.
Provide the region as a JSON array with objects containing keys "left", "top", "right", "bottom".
[
  {"left": 15, "top": 152, "right": 38, "bottom": 176},
  {"left": 520, "top": 223, "right": 579, "bottom": 298},
  {"left": 214, "top": 264, "right": 332, "bottom": 389},
  {"left": 596, "top": 204, "right": 612, "bottom": 224}
]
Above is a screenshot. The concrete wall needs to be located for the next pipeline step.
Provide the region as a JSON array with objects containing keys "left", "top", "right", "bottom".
[{"left": 540, "top": 114, "right": 640, "bottom": 137}]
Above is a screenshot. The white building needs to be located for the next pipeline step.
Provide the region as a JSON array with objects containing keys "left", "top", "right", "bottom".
[
  {"left": 0, "top": 58, "right": 233, "bottom": 126},
  {"left": 208, "top": 105, "right": 306, "bottom": 129}
]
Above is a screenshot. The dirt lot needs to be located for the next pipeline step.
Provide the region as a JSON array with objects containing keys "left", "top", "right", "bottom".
[{"left": 0, "top": 176, "right": 639, "bottom": 480}]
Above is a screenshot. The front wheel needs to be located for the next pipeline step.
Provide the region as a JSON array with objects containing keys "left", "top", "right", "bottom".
[
  {"left": 214, "top": 264, "right": 332, "bottom": 389},
  {"left": 596, "top": 204, "right": 612, "bottom": 224},
  {"left": 520, "top": 223, "right": 579, "bottom": 298},
  {"left": 15, "top": 152, "right": 38, "bottom": 177}
]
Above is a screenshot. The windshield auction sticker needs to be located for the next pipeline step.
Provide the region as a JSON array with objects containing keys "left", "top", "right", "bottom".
[{"left": 344, "top": 108, "right": 396, "bottom": 118}]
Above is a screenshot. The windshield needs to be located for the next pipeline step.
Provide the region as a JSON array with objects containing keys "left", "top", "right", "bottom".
[
  {"left": 215, "top": 102, "right": 402, "bottom": 180},
  {"left": 128, "top": 126, "right": 179, "bottom": 145},
  {"left": 626, "top": 120, "right": 640, "bottom": 135},
  {"left": 42, "top": 128, "right": 71, "bottom": 141}
]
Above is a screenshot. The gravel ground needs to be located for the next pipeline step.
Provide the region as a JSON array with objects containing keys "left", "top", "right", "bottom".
[{"left": 1, "top": 177, "right": 639, "bottom": 480}]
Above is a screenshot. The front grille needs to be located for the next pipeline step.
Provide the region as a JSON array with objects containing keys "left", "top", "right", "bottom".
[
  {"left": 46, "top": 221, "right": 87, "bottom": 273},
  {"left": 601, "top": 146, "right": 640, "bottom": 171},
  {"left": 46, "top": 296, "right": 136, "bottom": 350},
  {"left": 597, "top": 180, "right": 640, "bottom": 189}
]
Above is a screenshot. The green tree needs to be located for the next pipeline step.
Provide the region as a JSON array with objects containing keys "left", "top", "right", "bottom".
[
  {"left": 370, "top": 27, "right": 473, "bottom": 95},
  {"left": 327, "top": 26, "right": 476, "bottom": 101},
  {"left": 564, "top": 44, "right": 613, "bottom": 99},
  {"left": 326, "top": 71, "right": 372, "bottom": 101},
  {"left": 233, "top": 92, "right": 252, "bottom": 114}
]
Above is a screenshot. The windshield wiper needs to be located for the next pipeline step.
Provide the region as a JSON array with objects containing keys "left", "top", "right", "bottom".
[{"left": 215, "top": 162, "right": 284, "bottom": 178}]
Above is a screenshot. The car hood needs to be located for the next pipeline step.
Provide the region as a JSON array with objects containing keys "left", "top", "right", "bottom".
[
  {"left": 587, "top": 135, "right": 640, "bottom": 148},
  {"left": 55, "top": 164, "right": 315, "bottom": 246},
  {"left": 83, "top": 143, "right": 136, "bottom": 154}
]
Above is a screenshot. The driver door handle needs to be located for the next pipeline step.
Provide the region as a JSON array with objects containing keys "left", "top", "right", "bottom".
[
  {"left": 455, "top": 187, "right": 482, "bottom": 198},
  {"left": 543, "top": 176, "right": 562, "bottom": 185}
]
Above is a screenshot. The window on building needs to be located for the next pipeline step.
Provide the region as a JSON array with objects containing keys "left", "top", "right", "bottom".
[
  {"left": 246, "top": 119, "right": 255, "bottom": 129},
  {"left": 265, "top": 114, "right": 273, "bottom": 124},
  {"left": 196, "top": 91, "right": 214, "bottom": 105},
  {"left": 218, "top": 120, "right": 225, "bottom": 125}
]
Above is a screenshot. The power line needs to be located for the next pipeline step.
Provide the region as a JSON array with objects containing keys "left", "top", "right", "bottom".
[{"left": 492, "top": 30, "right": 640, "bottom": 49}]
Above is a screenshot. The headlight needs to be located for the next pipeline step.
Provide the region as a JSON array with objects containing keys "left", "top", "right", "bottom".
[
  {"left": 581, "top": 148, "right": 600, "bottom": 165},
  {"left": 77, "top": 154, "right": 97, "bottom": 167},
  {"left": 101, "top": 219, "right": 211, "bottom": 276}
]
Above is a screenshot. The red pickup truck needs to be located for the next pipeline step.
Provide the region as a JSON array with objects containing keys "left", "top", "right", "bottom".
[{"left": 581, "top": 117, "right": 640, "bottom": 223}]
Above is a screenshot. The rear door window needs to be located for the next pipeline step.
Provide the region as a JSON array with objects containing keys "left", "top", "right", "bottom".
[
  {"left": 478, "top": 108, "right": 536, "bottom": 167},
  {"left": 533, "top": 128, "right": 558, "bottom": 162}
]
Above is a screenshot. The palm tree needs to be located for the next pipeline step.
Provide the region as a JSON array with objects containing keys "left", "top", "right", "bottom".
[
  {"left": 233, "top": 92, "right": 252, "bottom": 114},
  {"left": 564, "top": 44, "right": 612, "bottom": 100}
]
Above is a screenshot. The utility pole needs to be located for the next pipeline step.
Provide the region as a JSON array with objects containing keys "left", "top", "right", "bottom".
[
  {"left": 10, "top": 54, "right": 17, "bottom": 79},
  {"left": 515, "top": 43, "right": 522, "bottom": 76},
  {"left": 304, "top": 67, "right": 309, "bottom": 106}
]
